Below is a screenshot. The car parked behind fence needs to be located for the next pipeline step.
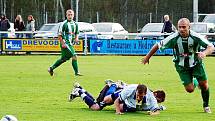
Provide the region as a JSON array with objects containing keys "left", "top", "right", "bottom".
[
  {"left": 92, "top": 22, "right": 128, "bottom": 39},
  {"left": 77, "top": 22, "right": 98, "bottom": 39},
  {"left": 34, "top": 23, "right": 60, "bottom": 38},
  {"left": 34, "top": 22, "right": 97, "bottom": 39},
  {"left": 190, "top": 22, "right": 215, "bottom": 53},
  {"left": 202, "top": 14, "right": 215, "bottom": 25},
  {"left": 190, "top": 22, "right": 215, "bottom": 33},
  {"left": 190, "top": 22, "right": 215, "bottom": 41},
  {"left": 135, "top": 23, "right": 176, "bottom": 40}
]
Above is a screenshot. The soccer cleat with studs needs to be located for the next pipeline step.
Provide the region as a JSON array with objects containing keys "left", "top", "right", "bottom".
[
  {"left": 75, "top": 72, "right": 83, "bottom": 76},
  {"left": 204, "top": 107, "right": 212, "bottom": 113},
  {"left": 48, "top": 67, "right": 54, "bottom": 76},
  {"left": 73, "top": 82, "right": 82, "bottom": 89},
  {"left": 116, "top": 80, "right": 127, "bottom": 89},
  {"left": 105, "top": 79, "right": 114, "bottom": 87},
  {"left": 69, "top": 88, "right": 80, "bottom": 102}
]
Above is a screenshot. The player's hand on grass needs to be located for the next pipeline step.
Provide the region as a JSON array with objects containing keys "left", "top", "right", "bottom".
[
  {"left": 115, "top": 112, "right": 124, "bottom": 115},
  {"left": 147, "top": 110, "right": 160, "bottom": 115}
]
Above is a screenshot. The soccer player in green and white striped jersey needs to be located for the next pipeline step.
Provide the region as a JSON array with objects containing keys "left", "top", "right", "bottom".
[
  {"left": 48, "top": 9, "right": 82, "bottom": 76},
  {"left": 142, "top": 18, "right": 214, "bottom": 113}
]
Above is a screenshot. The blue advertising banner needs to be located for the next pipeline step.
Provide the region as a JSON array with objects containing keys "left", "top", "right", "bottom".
[
  {"left": 4, "top": 40, "right": 22, "bottom": 50},
  {"left": 2, "top": 38, "right": 84, "bottom": 52},
  {"left": 90, "top": 39, "right": 173, "bottom": 55}
]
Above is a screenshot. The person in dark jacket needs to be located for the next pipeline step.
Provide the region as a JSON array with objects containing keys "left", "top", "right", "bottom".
[
  {"left": 0, "top": 14, "right": 10, "bottom": 38},
  {"left": 162, "top": 15, "right": 173, "bottom": 38},
  {"left": 14, "top": 15, "right": 25, "bottom": 38}
]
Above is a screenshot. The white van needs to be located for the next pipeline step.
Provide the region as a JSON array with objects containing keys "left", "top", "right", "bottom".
[
  {"left": 190, "top": 22, "right": 215, "bottom": 33},
  {"left": 92, "top": 22, "right": 128, "bottom": 39},
  {"left": 34, "top": 22, "right": 98, "bottom": 39},
  {"left": 202, "top": 14, "right": 215, "bottom": 24}
]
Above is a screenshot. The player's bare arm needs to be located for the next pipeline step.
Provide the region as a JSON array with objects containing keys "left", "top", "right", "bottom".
[
  {"left": 58, "top": 35, "right": 67, "bottom": 48},
  {"left": 75, "top": 35, "right": 79, "bottom": 42},
  {"left": 114, "top": 97, "right": 124, "bottom": 115},
  {"left": 141, "top": 44, "right": 159, "bottom": 64},
  {"left": 198, "top": 45, "right": 215, "bottom": 59}
]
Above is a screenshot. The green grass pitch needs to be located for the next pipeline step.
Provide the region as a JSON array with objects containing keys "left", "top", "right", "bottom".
[{"left": 0, "top": 55, "right": 214, "bottom": 121}]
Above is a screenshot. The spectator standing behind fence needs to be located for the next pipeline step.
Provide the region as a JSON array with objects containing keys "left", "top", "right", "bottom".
[
  {"left": 25, "top": 15, "right": 35, "bottom": 38},
  {"left": 162, "top": 15, "right": 173, "bottom": 38},
  {"left": 0, "top": 14, "right": 10, "bottom": 38},
  {"left": 14, "top": 15, "right": 25, "bottom": 38}
]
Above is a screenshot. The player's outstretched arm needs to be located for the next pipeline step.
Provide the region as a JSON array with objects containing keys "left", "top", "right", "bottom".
[
  {"left": 148, "top": 110, "right": 160, "bottom": 115},
  {"left": 141, "top": 44, "right": 159, "bottom": 64}
]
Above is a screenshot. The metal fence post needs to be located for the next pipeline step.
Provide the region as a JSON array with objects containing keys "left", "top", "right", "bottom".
[
  {"left": 0, "top": 33, "right": 1, "bottom": 55},
  {"left": 84, "top": 33, "right": 88, "bottom": 55}
]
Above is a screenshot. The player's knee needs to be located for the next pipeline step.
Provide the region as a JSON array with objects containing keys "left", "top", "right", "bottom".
[
  {"left": 61, "top": 59, "right": 67, "bottom": 62},
  {"left": 185, "top": 83, "right": 195, "bottom": 93},
  {"left": 199, "top": 81, "right": 208, "bottom": 90},
  {"left": 186, "top": 88, "right": 194, "bottom": 93},
  {"left": 90, "top": 104, "right": 100, "bottom": 111},
  {"left": 72, "top": 56, "right": 77, "bottom": 60},
  {"left": 199, "top": 84, "right": 208, "bottom": 90},
  {"left": 103, "top": 95, "right": 113, "bottom": 104}
]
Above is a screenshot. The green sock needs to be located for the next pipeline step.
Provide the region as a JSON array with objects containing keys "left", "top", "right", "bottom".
[
  {"left": 193, "top": 78, "right": 199, "bottom": 88},
  {"left": 52, "top": 59, "right": 65, "bottom": 70},
  {"left": 201, "top": 88, "right": 209, "bottom": 107},
  {"left": 72, "top": 60, "right": 79, "bottom": 74}
]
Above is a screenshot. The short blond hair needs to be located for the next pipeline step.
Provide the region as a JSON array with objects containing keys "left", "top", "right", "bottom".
[
  {"left": 164, "top": 15, "right": 169, "bottom": 21},
  {"left": 66, "top": 9, "right": 74, "bottom": 14},
  {"left": 178, "top": 18, "right": 190, "bottom": 25}
]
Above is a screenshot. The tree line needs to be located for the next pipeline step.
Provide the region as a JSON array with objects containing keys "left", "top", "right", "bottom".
[{"left": 0, "top": 0, "right": 215, "bottom": 32}]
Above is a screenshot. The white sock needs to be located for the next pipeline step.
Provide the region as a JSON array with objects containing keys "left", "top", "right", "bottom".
[{"left": 80, "top": 93, "right": 87, "bottom": 100}]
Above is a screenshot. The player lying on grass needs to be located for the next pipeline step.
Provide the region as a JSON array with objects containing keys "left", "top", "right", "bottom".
[
  {"left": 96, "top": 79, "right": 166, "bottom": 113},
  {"left": 69, "top": 79, "right": 166, "bottom": 115},
  {"left": 69, "top": 80, "right": 124, "bottom": 110},
  {"left": 113, "top": 84, "right": 165, "bottom": 115}
]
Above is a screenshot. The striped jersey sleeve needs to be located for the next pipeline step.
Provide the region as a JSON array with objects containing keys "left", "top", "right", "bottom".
[
  {"left": 58, "top": 20, "right": 67, "bottom": 36},
  {"left": 190, "top": 30, "right": 214, "bottom": 48},
  {"left": 74, "top": 22, "right": 79, "bottom": 35},
  {"left": 158, "top": 32, "right": 179, "bottom": 51}
]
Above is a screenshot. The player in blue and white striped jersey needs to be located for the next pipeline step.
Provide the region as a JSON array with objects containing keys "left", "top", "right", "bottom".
[
  {"left": 114, "top": 84, "right": 143, "bottom": 114},
  {"left": 102, "top": 85, "right": 166, "bottom": 112},
  {"left": 139, "top": 88, "right": 165, "bottom": 112},
  {"left": 114, "top": 84, "right": 164, "bottom": 115}
]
